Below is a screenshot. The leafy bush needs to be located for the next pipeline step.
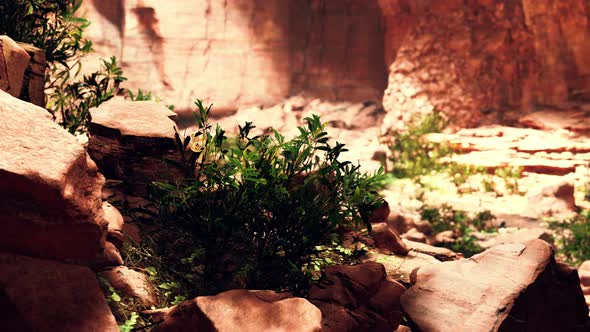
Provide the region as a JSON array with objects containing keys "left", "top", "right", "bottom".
[
  {"left": 0, "top": 0, "right": 92, "bottom": 67},
  {"left": 421, "top": 205, "right": 496, "bottom": 257},
  {"left": 48, "top": 56, "right": 126, "bottom": 133},
  {"left": 550, "top": 210, "right": 590, "bottom": 265},
  {"left": 388, "top": 112, "right": 451, "bottom": 179},
  {"left": 152, "top": 100, "right": 386, "bottom": 295},
  {"left": 1, "top": 0, "right": 129, "bottom": 133}
]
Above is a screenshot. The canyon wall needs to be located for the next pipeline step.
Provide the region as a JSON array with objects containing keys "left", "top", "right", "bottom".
[
  {"left": 379, "top": 0, "right": 590, "bottom": 128},
  {"left": 83, "top": 0, "right": 590, "bottom": 125},
  {"left": 81, "top": 0, "right": 387, "bottom": 115}
]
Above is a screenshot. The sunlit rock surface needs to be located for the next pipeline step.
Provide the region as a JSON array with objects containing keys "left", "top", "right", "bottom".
[
  {"left": 81, "top": 0, "right": 387, "bottom": 114},
  {"left": 0, "top": 90, "right": 115, "bottom": 264},
  {"left": 401, "top": 240, "right": 589, "bottom": 332}
]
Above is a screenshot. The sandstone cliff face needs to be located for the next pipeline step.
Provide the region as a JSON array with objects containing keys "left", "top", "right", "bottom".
[
  {"left": 380, "top": 0, "right": 590, "bottom": 128},
  {"left": 82, "top": 0, "right": 387, "bottom": 115},
  {"left": 83, "top": 0, "right": 590, "bottom": 125}
]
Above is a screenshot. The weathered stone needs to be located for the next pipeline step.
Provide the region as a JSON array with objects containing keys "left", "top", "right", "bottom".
[
  {"left": 88, "top": 98, "right": 181, "bottom": 196},
  {"left": 401, "top": 227, "right": 427, "bottom": 243},
  {"left": 403, "top": 239, "right": 457, "bottom": 261},
  {"left": 151, "top": 289, "right": 321, "bottom": 332},
  {"left": 0, "top": 253, "right": 118, "bottom": 332},
  {"left": 0, "top": 36, "right": 30, "bottom": 98},
  {"left": 365, "top": 250, "right": 440, "bottom": 284},
  {"left": 478, "top": 227, "right": 553, "bottom": 249},
  {"left": 401, "top": 240, "right": 589, "bottom": 332},
  {"left": 370, "top": 222, "right": 410, "bottom": 255},
  {"left": 309, "top": 262, "right": 405, "bottom": 332},
  {"left": 99, "top": 266, "right": 157, "bottom": 307},
  {"left": 526, "top": 180, "right": 577, "bottom": 218},
  {"left": 16, "top": 42, "right": 46, "bottom": 107},
  {"left": 0, "top": 91, "right": 109, "bottom": 264}
]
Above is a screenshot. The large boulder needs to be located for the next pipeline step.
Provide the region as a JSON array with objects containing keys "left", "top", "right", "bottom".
[
  {"left": 0, "top": 91, "right": 116, "bottom": 264},
  {"left": 308, "top": 261, "right": 406, "bottom": 332},
  {"left": 88, "top": 98, "right": 180, "bottom": 197},
  {"left": 151, "top": 289, "right": 322, "bottom": 332},
  {"left": 401, "top": 240, "right": 589, "bottom": 332},
  {"left": 0, "top": 253, "right": 118, "bottom": 332}
]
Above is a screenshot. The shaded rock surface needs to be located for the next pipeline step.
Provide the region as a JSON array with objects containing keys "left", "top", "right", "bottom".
[
  {"left": 0, "top": 35, "right": 29, "bottom": 98},
  {"left": 88, "top": 98, "right": 181, "bottom": 197},
  {"left": 308, "top": 261, "right": 406, "bottom": 332},
  {"left": 401, "top": 240, "right": 588, "bottom": 332},
  {"left": 99, "top": 266, "right": 157, "bottom": 307},
  {"left": 0, "top": 90, "right": 113, "bottom": 264},
  {"left": 0, "top": 253, "right": 118, "bottom": 332},
  {"left": 151, "top": 289, "right": 321, "bottom": 332},
  {"left": 580, "top": 261, "right": 590, "bottom": 309}
]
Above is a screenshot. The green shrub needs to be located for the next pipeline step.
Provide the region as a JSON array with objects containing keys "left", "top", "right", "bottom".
[
  {"left": 421, "top": 205, "right": 496, "bottom": 257},
  {"left": 388, "top": 112, "right": 451, "bottom": 179},
  {"left": 0, "top": 0, "right": 92, "bottom": 67},
  {"left": 151, "top": 100, "right": 386, "bottom": 295},
  {"left": 48, "top": 56, "right": 126, "bottom": 133},
  {"left": 550, "top": 210, "right": 590, "bottom": 265},
  {"left": 1, "top": 0, "right": 128, "bottom": 133}
]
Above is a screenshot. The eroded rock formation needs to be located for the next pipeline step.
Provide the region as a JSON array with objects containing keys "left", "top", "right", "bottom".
[{"left": 380, "top": 0, "right": 590, "bottom": 129}]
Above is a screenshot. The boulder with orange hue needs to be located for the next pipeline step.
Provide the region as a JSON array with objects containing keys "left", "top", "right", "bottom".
[
  {"left": 0, "top": 90, "right": 116, "bottom": 264},
  {"left": 151, "top": 289, "right": 321, "bottom": 332},
  {"left": 401, "top": 240, "right": 589, "bottom": 332},
  {"left": 0, "top": 253, "right": 118, "bottom": 332}
]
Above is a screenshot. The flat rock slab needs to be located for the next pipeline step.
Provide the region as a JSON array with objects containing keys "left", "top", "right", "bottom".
[
  {"left": 0, "top": 253, "right": 118, "bottom": 332},
  {"left": 0, "top": 90, "right": 109, "bottom": 263},
  {"left": 88, "top": 98, "right": 181, "bottom": 196},
  {"left": 519, "top": 110, "right": 590, "bottom": 134},
  {"left": 365, "top": 250, "right": 440, "bottom": 283},
  {"left": 401, "top": 240, "right": 588, "bottom": 332},
  {"left": 90, "top": 98, "right": 177, "bottom": 138}
]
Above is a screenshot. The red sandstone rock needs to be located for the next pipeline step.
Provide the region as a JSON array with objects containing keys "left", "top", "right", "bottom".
[
  {"left": 401, "top": 240, "right": 589, "bottom": 332},
  {"left": 88, "top": 98, "right": 181, "bottom": 196},
  {"left": 309, "top": 262, "right": 406, "bottom": 332},
  {"left": 370, "top": 222, "right": 410, "bottom": 255},
  {"left": 0, "top": 253, "right": 118, "bottom": 332},
  {"left": 0, "top": 91, "right": 110, "bottom": 264},
  {"left": 151, "top": 289, "right": 321, "bottom": 332},
  {"left": 0, "top": 36, "right": 30, "bottom": 98}
]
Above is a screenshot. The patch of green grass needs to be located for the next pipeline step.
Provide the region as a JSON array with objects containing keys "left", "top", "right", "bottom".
[
  {"left": 550, "top": 210, "right": 590, "bottom": 265},
  {"left": 420, "top": 205, "right": 496, "bottom": 257},
  {"left": 387, "top": 112, "right": 452, "bottom": 179}
]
